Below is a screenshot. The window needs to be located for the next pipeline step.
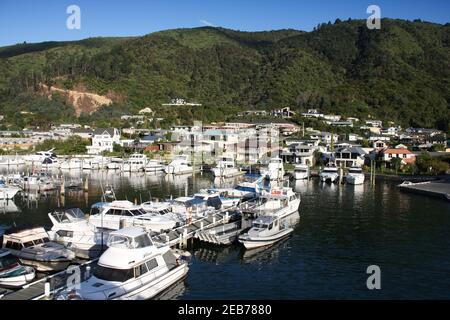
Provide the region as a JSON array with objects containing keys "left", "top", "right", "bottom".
[
  {"left": 5, "top": 241, "right": 22, "bottom": 251},
  {"left": 56, "top": 230, "right": 74, "bottom": 238},
  {"left": 268, "top": 223, "right": 273, "bottom": 230},
  {"left": 23, "top": 241, "right": 35, "bottom": 248},
  {"left": 94, "top": 265, "right": 134, "bottom": 282},
  {"left": 135, "top": 263, "right": 148, "bottom": 277},
  {"left": 146, "top": 258, "right": 158, "bottom": 271}
]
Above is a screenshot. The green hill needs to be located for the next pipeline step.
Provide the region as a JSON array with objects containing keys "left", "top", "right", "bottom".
[{"left": 0, "top": 19, "right": 448, "bottom": 131}]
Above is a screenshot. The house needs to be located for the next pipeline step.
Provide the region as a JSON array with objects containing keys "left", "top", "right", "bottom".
[
  {"left": 281, "top": 143, "right": 316, "bottom": 165},
  {"left": 381, "top": 148, "right": 416, "bottom": 165},
  {"left": 237, "top": 110, "right": 268, "bottom": 117},
  {"left": 381, "top": 127, "right": 400, "bottom": 136},
  {"left": 333, "top": 146, "right": 367, "bottom": 168},
  {"left": 72, "top": 128, "right": 95, "bottom": 139},
  {"left": 322, "top": 115, "right": 342, "bottom": 122},
  {"left": 310, "top": 132, "right": 338, "bottom": 144},
  {"left": 86, "top": 128, "right": 121, "bottom": 155},
  {"left": 369, "top": 136, "right": 391, "bottom": 142},
  {"left": 271, "top": 107, "right": 295, "bottom": 119},
  {"left": 365, "top": 120, "right": 383, "bottom": 128},
  {"left": 348, "top": 133, "right": 363, "bottom": 142},
  {"left": 373, "top": 140, "right": 388, "bottom": 152},
  {"left": 301, "top": 109, "right": 324, "bottom": 118}
]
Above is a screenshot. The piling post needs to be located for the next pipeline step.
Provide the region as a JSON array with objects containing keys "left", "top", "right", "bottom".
[
  {"left": 83, "top": 177, "right": 89, "bottom": 192},
  {"left": 44, "top": 282, "right": 51, "bottom": 298}
]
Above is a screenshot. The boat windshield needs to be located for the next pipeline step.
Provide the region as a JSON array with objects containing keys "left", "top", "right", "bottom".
[
  {"left": 0, "top": 253, "right": 20, "bottom": 269},
  {"left": 93, "top": 265, "right": 134, "bottom": 282},
  {"left": 107, "top": 234, "right": 153, "bottom": 249},
  {"left": 235, "top": 186, "right": 255, "bottom": 193},
  {"left": 252, "top": 222, "right": 268, "bottom": 229},
  {"left": 51, "top": 208, "right": 85, "bottom": 223},
  {"left": 349, "top": 168, "right": 362, "bottom": 173}
]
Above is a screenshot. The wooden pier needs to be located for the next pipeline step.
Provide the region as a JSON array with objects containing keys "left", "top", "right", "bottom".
[{"left": 398, "top": 180, "right": 450, "bottom": 201}]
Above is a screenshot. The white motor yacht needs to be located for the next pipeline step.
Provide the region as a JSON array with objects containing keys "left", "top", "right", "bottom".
[
  {"left": 144, "top": 160, "right": 165, "bottom": 174},
  {"left": 0, "top": 249, "right": 36, "bottom": 288},
  {"left": 2, "top": 227, "right": 76, "bottom": 272},
  {"left": 252, "top": 187, "right": 300, "bottom": 219},
  {"left": 106, "top": 157, "right": 123, "bottom": 171},
  {"left": 60, "top": 158, "right": 84, "bottom": 170},
  {"left": 293, "top": 164, "right": 310, "bottom": 180},
  {"left": 164, "top": 155, "right": 193, "bottom": 175},
  {"left": 25, "top": 149, "right": 58, "bottom": 166},
  {"left": 319, "top": 165, "right": 339, "bottom": 183},
  {"left": 261, "top": 157, "right": 285, "bottom": 181},
  {"left": 88, "top": 200, "right": 177, "bottom": 232},
  {"left": 123, "top": 153, "right": 147, "bottom": 172},
  {"left": 212, "top": 156, "right": 241, "bottom": 178},
  {"left": 346, "top": 166, "right": 365, "bottom": 185},
  {"left": 48, "top": 208, "right": 109, "bottom": 259},
  {"left": 58, "top": 227, "right": 190, "bottom": 300}
]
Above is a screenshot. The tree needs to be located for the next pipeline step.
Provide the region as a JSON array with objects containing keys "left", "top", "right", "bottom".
[{"left": 390, "top": 157, "right": 402, "bottom": 174}]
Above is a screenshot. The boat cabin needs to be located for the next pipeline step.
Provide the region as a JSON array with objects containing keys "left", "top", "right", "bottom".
[{"left": 3, "top": 228, "right": 50, "bottom": 251}]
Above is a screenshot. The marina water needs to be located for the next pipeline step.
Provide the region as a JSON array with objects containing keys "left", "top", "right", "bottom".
[{"left": 1, "top": 168, "right": 449, "bottom": 299}]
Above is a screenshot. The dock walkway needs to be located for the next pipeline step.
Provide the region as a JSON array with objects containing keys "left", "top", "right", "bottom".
[{"left": 398, "top": 180, "right": 450, "bottom": 201}]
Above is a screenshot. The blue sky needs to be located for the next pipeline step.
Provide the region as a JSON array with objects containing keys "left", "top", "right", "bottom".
[{"left": 0, "top": 0, "right": 449, "bottom": 47}]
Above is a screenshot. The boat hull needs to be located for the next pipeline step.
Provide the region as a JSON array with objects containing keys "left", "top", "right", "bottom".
[
  {"left": 0, "top": 267, "right": 35, "bottom": 288},
  {"left": 239, "top": 228, "right": 293, "bottom": 249},
  {"left": 19, "top": 258, "right": 72, "bottom": 272},
  {"left": 346, "top": 174, "right": 365, "bottom": 185}
]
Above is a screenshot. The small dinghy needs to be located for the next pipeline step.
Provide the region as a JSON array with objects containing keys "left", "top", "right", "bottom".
[{"left": 0, "top": 249, "right": 35, "bottom": 288}]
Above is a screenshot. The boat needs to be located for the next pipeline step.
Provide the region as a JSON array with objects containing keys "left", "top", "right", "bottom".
[
  {"left": 346, "top": 166, "right": 365, "bottom": 185},
  {"left": 249, "top": 187, "right": 300, "bottom": 219},
  {"left": 47, "top": 208, "right": 109, "bottom": 259},
  {"left": 212, "top": 156, "right": 241, "bottom": 178},
  {"left": 0, "top": 249, "right": 36, "bottom": 288},
  {"left": 319, "top": 165, "right": 339, "bottom": 183},
  {"left": 24, "top": 149, "right": 58, "bottom": 165},
  {"left": 213, "top": 178, "right": 263, "bottom": 201},
  {"left": 2, "top": 227, "right": 76, "bottom": 272},
  {"left": 261, "top": 157, "right": 285, "bottom": 181},
  {"left": 144, "top": 160, "right": 165, "bottom": 174},
  {"left": 164, "top": 155, "right": 193, "bottom": 175},
  {"left": 238, "top": 212, "right": 298, "bottom": 249},
  {"left": 90, "top": 156, "right": 110, "bottom": 170},
  {"left": 106, "top": 157, "right": 123, "bottom": 171},
  {"left": 41, "top": 156, "right": 61, "bottom": 169},
  {"left": 293, "top": 164, "right": 310, "bottom": 180},
  {"left": 195, "top": 189, "right": 240, "bottom": 209},
  {"left": 21, "top": 174, "right": 56, "bottom": 191},
  {"left": 122, "top": 153, "right": 147, "bottom": 172},
  {"left": 140, "top": 201, "right": 185, "bottom": 226},
  {"left": 0, "top": 181, "right": 20, "bottom": 200},
  {"left": 60, "top": 158, "right": 84, "bottom": 170},
  {"left": 57, "top": 227, "right": 190, "bottom": 300},
  {"left": 0, "top": 156, "right": 25, "bottom": 167},
  {"left": 88, "top": 200, "right": 177, "bottom": 232}
]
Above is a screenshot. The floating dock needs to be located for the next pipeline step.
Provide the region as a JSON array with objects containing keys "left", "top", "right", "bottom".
[{"left": 398, "top": 180, "right": 450, "bottom": 201}]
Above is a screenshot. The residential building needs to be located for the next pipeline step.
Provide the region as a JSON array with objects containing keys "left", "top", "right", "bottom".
[
  {"left": 86, "top": 128, "right": 121, "bottom": 155},
  {"left": 381, "top": 148, "right": 416, "bottom": 165},
  {"left": 281, "top": 143, "right": 316, "bottom": 165},
  {"left": 333, "top": 146, "right": 367, "bottom": 168}
]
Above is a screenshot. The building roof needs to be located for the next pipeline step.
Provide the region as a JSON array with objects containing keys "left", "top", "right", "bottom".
[
  {"left": 383, "top": 148, "right": 414, "bottom": 155},
  {"left": 93, "top": 128, "right": 117, "bottom": 136}
]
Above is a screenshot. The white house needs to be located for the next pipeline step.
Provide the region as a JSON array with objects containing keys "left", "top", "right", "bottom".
[
  {"left": 310, "top": 131, "right": 338, "bottom": 144},
  {"left": 381, "top": 148, "right": 416, "bottom": 165},
  {"left": 86, "top": 128, "right": 121, "bottom": 155}
]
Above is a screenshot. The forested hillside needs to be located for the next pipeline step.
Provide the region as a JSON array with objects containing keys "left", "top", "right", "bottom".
[{"left": 0, "top": 18, "right": 448, "bottom": 131}]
